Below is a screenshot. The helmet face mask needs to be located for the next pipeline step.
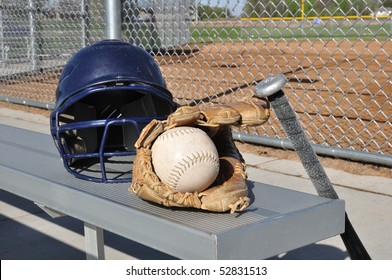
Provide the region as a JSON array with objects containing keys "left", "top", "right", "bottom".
[{"left": 50, "top": 40, "right": 178, "bottom": 183}]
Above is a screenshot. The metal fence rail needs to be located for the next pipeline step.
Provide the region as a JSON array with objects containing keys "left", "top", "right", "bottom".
[{"left": 1, "top": 0, "right": 391, "bottom": 166}]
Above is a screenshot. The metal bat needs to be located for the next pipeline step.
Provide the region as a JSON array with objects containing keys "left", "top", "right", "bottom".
[{"left": 255, "top": 74, "right": 371, "bottom": 260}]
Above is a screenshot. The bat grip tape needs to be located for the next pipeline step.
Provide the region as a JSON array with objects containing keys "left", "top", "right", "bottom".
[{"left": 269, "top": 90, "right": 339, "bottom": 200}]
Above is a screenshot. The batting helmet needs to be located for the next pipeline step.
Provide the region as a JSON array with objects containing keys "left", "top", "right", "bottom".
[{"left": 50, "top": 40, "right": 178, "bottom": 183}]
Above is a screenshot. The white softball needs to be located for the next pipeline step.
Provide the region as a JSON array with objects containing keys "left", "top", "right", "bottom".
[{"left": 151, "top": 126, "right": 220, "bottom": 193}]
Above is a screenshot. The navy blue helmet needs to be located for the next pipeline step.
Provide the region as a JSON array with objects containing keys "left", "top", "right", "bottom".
[{"left": 50, "top": 40, "right": 177, "bottom": 183}]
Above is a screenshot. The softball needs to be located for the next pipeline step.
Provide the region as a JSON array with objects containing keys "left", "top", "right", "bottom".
[{"left": 151, "top": 126, "right": 220, "bottom": 193}]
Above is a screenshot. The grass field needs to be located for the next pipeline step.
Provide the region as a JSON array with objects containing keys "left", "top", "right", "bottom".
[{"left": 191, "top": 19, "right": 392, "bottom": 42}]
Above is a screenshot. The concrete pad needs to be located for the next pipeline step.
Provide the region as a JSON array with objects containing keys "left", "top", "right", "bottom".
[{"left": 242, "top": 154, "right": 392, "bottom": 196}]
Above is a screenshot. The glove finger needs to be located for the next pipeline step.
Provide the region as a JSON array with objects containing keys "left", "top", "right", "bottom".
[
  {"left": 134, "top": 120, "right": 164, "bottom": 149},
  {"left": 199, "top": 105, "right": 241, "bottom": 126},
  {"left": 166, "top": 106, "right": 200, "bottom": 127},
  {"left": 227, "top": 99, "right": 270, "bottom": 127}
]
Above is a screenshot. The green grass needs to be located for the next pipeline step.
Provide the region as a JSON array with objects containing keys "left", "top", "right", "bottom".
[{"left": 190, "top": 21, "right": 392, "bottom": 42}]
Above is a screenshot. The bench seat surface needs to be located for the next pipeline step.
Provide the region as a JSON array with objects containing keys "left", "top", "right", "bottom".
[{"left": 0, "top": 124, "right": 345, "bottom": 259}]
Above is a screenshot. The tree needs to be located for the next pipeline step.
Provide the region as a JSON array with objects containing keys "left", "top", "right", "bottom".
[
  {"left": 197, "top": 4, "right": 232, "bottom": 20},
  {"left": 382, "top": 0, "right": 392, "bottom": 7},
  {"left": 242, "top": 0, "right": 289, "bottom": 18}
]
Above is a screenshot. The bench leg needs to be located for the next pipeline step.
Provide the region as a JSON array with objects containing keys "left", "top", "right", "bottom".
[{"left": 84, "top": 222, "right": 105, "bottom": 260}]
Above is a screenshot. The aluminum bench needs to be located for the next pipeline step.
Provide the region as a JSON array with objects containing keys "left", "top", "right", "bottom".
[{"left": 0, "top": 124, "right": 345, "bottom": 259}]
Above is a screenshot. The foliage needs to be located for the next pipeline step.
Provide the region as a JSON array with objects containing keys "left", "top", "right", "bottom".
[{"left": 197, "top": 4, "right": 232, "bottom": 20}]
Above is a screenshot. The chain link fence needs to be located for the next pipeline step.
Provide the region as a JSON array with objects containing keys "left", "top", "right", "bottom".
[{"left": 0, "top": 0, "right": 391, "bottom": 165}]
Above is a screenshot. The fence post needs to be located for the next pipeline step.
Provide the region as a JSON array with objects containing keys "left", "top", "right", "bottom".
[
  {"left": 104, "top": 0, "right": 122, "bottom": 40},
  {"left": 81, "top": 0, "right": 91, "bottom": 47},
  {"left": 0, "top": 0, "right": 5, "bottom": 67},
  {"left": 28, "top": 0, "right": 38, "bottom": 71}
]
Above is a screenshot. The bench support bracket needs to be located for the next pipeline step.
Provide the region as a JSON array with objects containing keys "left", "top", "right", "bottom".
[
  {"left": 34, "top": 202, "right": 65, "bottom": 218},
  {"left": 84, "top": 222, "right": 105, "bottom": 260}
]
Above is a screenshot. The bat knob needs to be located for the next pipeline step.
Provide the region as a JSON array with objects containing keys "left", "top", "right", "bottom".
[{"left": 255, "top": 74, "right": 287, "bottom": 98}]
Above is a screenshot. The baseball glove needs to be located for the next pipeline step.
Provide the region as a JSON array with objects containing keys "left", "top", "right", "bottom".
[{"left": 129, "top": 97, "right": 270, "bottom": 213}]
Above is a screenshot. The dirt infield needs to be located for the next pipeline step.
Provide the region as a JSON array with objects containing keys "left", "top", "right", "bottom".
[
  {"left": 157, "top": 39, "right": 391, "bottom": 154},
  {"left": 1, "top": 39, "right": 391, "bottom": 156}
]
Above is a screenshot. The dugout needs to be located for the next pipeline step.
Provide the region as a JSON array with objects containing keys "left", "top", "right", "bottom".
[{"left": 123, "top": 0, "right": 191, "bottom": 52}]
